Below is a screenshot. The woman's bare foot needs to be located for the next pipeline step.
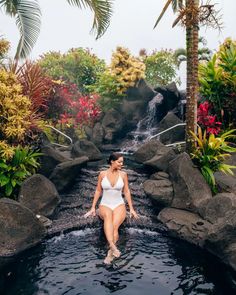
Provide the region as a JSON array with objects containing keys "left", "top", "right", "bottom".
[
  {"left": 104, "top": 249, "right": 114, "bottom": 264},
  {"left": 110, "top": 244, "right": 121, "bottom": 258}
]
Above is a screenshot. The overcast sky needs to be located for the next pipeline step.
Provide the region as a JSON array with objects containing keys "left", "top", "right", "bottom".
[{"left": 1, "top": 0, "right": 235, "bottom": 63}]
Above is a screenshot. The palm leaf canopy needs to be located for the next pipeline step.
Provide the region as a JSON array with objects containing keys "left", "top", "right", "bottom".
[
  {"left": 0, "top": 0, "right": 113, "bottom": 60},
  {"left": 0, "top": 0, "right": 41, "bottom": 60},
  {"left": 153, "top": 0, "right": 185, "bottom": 29},
  {"left": 66, "top": 0, "right": 113, "bottom": 39}
]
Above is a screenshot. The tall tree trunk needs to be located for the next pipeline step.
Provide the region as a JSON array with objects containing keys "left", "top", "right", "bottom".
[{"left": 185, "top": 0, "right": 199, "bottom": 153}]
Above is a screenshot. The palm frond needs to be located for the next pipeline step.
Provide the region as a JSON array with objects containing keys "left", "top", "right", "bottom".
[
  {"left": 13, "top": 0, "right": 41, "bottom": 60},
  {"left": 153, "top": 0, "right": 172, "bottom": 29},
  {"left": 66, "top": 0, "right": 113, "bottom": 39}
]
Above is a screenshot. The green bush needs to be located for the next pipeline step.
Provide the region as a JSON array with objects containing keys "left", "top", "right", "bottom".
[
  {"left": 0, "top": 147, "right": 42, "bottom": 198},
  {"left": 143, "top": 49, "right": 179, "bottom": 87},
  {"left": 38, "top": 48, "right": 106, "bottom": 94},
  {"left": 190, "top": 127, "right": 236, "bottom": 193}
]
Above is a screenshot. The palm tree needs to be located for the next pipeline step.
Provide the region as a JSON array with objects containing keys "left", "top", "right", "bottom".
[
  {"left": 174, "top": 37, "right": 212, "bottom": 68},
  {"left": 154, "top": 0, "right": 199, "bottom": 152},
  {"left": 0, "top": 0, "right": 113, "bottom": 60}
]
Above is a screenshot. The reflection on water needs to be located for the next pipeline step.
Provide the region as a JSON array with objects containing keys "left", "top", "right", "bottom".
[{"left": 1, "top": 228, "right": 235, "bottom": 295}]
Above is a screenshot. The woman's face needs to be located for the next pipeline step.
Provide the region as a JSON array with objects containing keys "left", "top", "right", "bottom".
[{"left": 111, "top": 157, "right": 124, "bottom": 170}]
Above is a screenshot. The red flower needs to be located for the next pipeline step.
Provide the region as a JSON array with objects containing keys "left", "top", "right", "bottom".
[{"left": 197, "top": 101, "right": 222, "bottom": 135}]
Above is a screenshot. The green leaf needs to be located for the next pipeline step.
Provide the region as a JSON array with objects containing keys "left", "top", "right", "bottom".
[{"left": 5, "top": 183, "right": 13, "bottom": 197}]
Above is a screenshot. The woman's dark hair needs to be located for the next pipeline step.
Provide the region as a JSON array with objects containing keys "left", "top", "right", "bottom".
[{"left": 107, "top": 152, "right": 123, "bottom": 165}]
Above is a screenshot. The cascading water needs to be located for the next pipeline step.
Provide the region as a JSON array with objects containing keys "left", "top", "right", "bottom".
[
  {"left": 121, "top": 93, "right": 163, "bottom": 154},
  {"left": 1, "top": 157, "right": 236, "bottom": 295}
]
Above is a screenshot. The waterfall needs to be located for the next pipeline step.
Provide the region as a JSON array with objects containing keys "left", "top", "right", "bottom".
[{"left": 121, "top": 93, "right": 163, "bottom": 154}]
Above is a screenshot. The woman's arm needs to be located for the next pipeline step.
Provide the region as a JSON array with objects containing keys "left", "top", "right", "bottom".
[
  {"left": 84, "top": 171, "right": 103, "bottom": 217},
  {"left": 91, "top": 172, "right": 103, "bottom": 209},
  {"left": 122, "top": 172, "right": 139, "bottom": 218}
]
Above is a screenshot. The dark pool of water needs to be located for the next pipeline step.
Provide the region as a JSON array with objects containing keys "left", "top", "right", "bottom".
[{"left": 1, "top": 228, "right": 235, "bottom": 295}]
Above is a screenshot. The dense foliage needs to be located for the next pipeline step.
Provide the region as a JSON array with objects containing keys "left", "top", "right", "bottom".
[
  {"left": 142, "top": 49, "right": 179, "bottom": 87},
  {"left": 0, "top": 68, "right": 42, "bottom": 198},
  {"left": 0, "top": 147, "right": 41, "bottom": 198},
  {"left": 0, "top": 69, "right": 32, "bottom": 147},
  {"left": 191, "top": 127, "right": 236, "bottom": 193},
  {"left": 199, "top": 38, "right": 236, "bottom": 128},
  {"left": 91, "top": 46, "right": 145, "bottom": 110},
  {"left": 38, "top": 48, "right": 106, "bottom": 94}
]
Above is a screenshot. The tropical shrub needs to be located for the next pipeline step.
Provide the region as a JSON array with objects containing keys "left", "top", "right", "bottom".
[
  {"left": 0, "top": 146, "right": 41, "bottom": 198},
  {"left": 199, "top": 38, "right": 236, "bottom": 128},
  {"left": 0, "top": 69, "right": 32, "bottom": 145},
  {"left": 16, "top": 61, "right": 53, "bottom": 115},
  {"left": 143, "top": 49, "right": 179, "bottom": 87},
  {"left": 44, "top": 80, "right": 101, "bottom": 128},
  {"left": 38, "top": 48, "right": 106, "bottom": 94},
  {"left": 191, "top": 127, "right": 236, "bottom": 193},
  {"left": 90, "top": 46, "right": 145, "bottom": 110}
]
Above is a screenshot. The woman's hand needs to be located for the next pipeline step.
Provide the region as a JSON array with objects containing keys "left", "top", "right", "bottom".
[
  {"left": 129, "top": 208, "right": 139, "bottom": 219},
  {"left": 84, "top": 207, "right": 96, "bottom": 218}
]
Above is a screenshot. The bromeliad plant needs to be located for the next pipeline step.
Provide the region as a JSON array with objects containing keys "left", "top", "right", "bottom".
[
  {"left": 190, "top": 127, "right": 236, "bottom": 193},
  {"left": 0, "top": 146, "right": 42, "bottom": 198}
]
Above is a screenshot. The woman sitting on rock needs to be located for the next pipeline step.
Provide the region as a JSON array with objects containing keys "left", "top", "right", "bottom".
[{"left": 84, "top": 152, "right": 138, "bottom": 264}]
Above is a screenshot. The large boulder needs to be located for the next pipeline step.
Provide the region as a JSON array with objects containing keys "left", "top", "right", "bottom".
[
  {"left": 158, "top": 208, "right": 212, "bottom": 247},
  {"left": 214, "top": 152, "right": 236, "bottom": 193},
  {"left": 71, "top": 139, "right": 102, "bottom": 161},
  {"left": 158, "top": 112, "right": 185, "bottom": 145},
  {"left": 205, "top": 213, "right": 236, "bottom": 271},
  {"left": 92, "top": 122, "right": 104, "bottom": 147},
  {"left": 39, "top": 145, "right": 71, "bottom": 177},
  {"left": 154, "top": 82, "right": 181, "bottom": 122},
  {"left": 102, "top": 109, "right": 125, "bottom": 142},
  {"left": 49, "top": 156, "right": 88, "bottom": 192},
  {"left": 126, "top": 78, "right": 156, "bottom": 102},
  {"left": 143, "top": 178, "right": 173, "bottom": 206},
  {"left": 133, "top": 140, "right": 170, "bottom": 164},
  {"left": 0, "top": 198, "right": 46, "bottom": 257},
  {"left": 214, "top": 172, "right": 236, "bottom": 193},
  {"left": 120, "top": 79, "right": 156, "bottom": 130},
  {"left": 199, "top": 193, "right": 236, "bottom": 223},
  {"left": 144, "top": 149, "right": 176, "bottom": 172},
  {"left": 19, "top": 174, "right": 60, "bottom": 217},
  {"left": 169, "top": 152, "right": 212, "bottom": 212}
]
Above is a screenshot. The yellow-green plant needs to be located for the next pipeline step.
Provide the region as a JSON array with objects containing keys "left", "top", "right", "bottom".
[
  {"left": 0, "top": 69, "right": 32, "bottom": 145},
  {"left": 90, "top": 46, "right": 146, "bottom": 111},
  {"left": 110, "top": 46, "right": 146, "bottom": 95},
  {"left": 190, "top": 127, "right": 236, "bottom": 193}
]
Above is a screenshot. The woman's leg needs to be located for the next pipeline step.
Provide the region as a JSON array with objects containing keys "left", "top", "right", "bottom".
[
  {"left": 112, "top": 204, "right": 126, "bottom": 244},
  {"left": 99, "top": 205, "right": 114, "bottom": 247}
]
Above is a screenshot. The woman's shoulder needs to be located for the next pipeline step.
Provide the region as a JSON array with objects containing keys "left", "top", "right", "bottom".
[
  {"left": 99, "top": 170, "right": 107, "bottom": 177},
  {"left": 120, "top": 170, "right": 127, "bottom": 178}
]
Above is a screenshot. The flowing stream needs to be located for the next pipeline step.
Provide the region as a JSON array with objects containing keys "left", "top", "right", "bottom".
[
  {"left": 0, "top": 157, "right": 236, "bottom": 295},
  {"left": 121, "top": 94, "right": 162, "bottom": 154}
]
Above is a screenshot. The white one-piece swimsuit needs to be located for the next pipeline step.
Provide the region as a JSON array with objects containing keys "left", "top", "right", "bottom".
[{"left": 100, "top": 173, "right": 125, "bottom": 210}]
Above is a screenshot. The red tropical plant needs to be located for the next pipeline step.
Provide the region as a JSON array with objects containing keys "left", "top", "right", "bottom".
[
  {"left": 16, "top": 61, "right": 53, "bottom": 114},
  {"left": 197, "top": 101, "right": 222, "bottom": 135},
  {"left": 45, "top": 81, "right": 101, "bottom": 127}
]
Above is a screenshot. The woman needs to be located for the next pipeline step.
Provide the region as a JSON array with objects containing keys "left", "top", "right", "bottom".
[{"left": 84, "top": 152, "right": 138, "bottom": 264}]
